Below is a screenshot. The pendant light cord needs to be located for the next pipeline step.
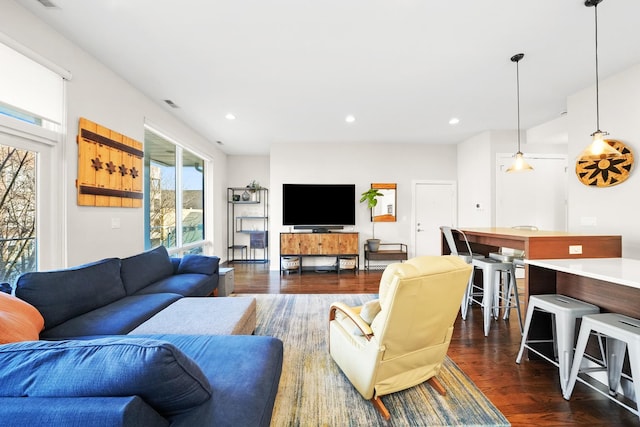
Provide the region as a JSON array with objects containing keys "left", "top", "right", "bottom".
[
  {"left": 516, "top": 59, "right": 521, "bottom": 152},
  {"left": 594, "top": 3, "right": 600, "bottom": 131}
]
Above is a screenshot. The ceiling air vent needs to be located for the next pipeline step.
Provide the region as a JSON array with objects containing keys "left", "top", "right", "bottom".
[
  {"left": 163, "top": 99, "right": 180, "bottom": 109},
  {"left": 36, "top": 0, "right": 59, "bottom": 8}
]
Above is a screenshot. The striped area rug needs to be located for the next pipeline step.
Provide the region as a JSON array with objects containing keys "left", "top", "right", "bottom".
[{"left": 245, "top": 293, "right": 510, "bottom": 427}]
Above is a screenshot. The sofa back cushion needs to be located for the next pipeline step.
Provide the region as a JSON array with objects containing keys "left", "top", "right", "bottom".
[
  {"left": 0, "top": 337, "right": 212, "bottom": 417},
  {"left": 0, "top": 292, "right": 44, "bottom": 343},
  {"left": 177, "top": 255, "right": 220, "bottom": 276},
  {"left": 15, "top": 258, "right": 126, "bottom": 330},
  {"left": 121, "top": 246, "right": 174, "bottom": 295}
]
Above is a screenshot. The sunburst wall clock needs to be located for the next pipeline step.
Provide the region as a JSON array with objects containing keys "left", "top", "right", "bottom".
[{"left": 575, "top": 139, "right": 634, "bottom": 187}]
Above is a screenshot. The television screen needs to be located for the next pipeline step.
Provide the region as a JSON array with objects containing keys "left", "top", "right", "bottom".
[{"left": 283, "top": 184, "right": 356, "bottom": 227}]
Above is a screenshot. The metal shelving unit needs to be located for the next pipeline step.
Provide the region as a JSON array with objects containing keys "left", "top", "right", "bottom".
[{"left": 227, "top": 187, "right": 268, "bottom": 263}]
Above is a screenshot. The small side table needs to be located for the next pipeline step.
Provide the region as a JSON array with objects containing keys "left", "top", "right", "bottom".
[
  {"left": 228, "top": 245, "right": 247, "bottom": 262},
  {"left": 364, "top": 243, "right": 408, "bottom": 271},
  {"left": 218, "top": 267, "right": 235, "bottom": 296}
]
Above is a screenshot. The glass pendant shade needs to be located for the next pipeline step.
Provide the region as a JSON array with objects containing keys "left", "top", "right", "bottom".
[
  {"left": 579, "top": 129, "right": 620, "bottom": 159},
  {"left": 506, "top": 151, "right": 533, "bottom": 173}
]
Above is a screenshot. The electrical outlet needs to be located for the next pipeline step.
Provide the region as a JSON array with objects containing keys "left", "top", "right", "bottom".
[
  {"left": 569, "top": 245, "right": 583, "bottom": 255},
  {"left": 111, "top": 218, "right": 121, "bottom": 229}
]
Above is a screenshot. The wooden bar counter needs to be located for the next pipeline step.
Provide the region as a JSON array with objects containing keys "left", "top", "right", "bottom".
[
  {"left": 455, "top": 227, "right": 621, "bottom": 260},
  {"left": 443, "top": 227, "right": 622, "bottom": 302},
  {"left": 526, "top": 258, "right": 640, "bottom": 318}
]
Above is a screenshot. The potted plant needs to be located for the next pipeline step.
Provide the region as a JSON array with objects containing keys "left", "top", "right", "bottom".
[
  {"left": 247, "top": 180, "right": 261, "bottom": 191},
  {"left": 243, "top": 180, "right": 260, "bottom": 201},
  {"left": 360, "top": 188, "right": 384, "bottom": 252}
]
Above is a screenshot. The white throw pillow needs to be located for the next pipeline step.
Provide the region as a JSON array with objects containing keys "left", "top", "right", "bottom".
[
  {"left": 359, "top": 299, "right": 381, "bottom": 324},
  {"left": 352, "top": 299, "right": 381, "bottom": 336}
]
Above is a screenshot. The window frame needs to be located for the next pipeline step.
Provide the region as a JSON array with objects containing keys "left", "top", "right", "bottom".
[{"left": 143, "top": 125, "right": 212, "bottom": 256}]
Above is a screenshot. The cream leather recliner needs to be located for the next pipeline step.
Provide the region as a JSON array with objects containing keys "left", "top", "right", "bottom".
[{"left": 328, "top": 255, "right": 472, "bottom": 420}]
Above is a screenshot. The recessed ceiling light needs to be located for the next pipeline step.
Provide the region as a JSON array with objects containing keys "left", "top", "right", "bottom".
[
  {"left": 164, "top": 99, "right": 179, "bottom": 109},
  {"left": 37, "top": 0, "right": 58, "bottom": 8},
  {"left": 225, "top": 113, "right": 236, "bottom": 120},
  {"left": 448, "top": 117, "right": 460, "bottom": 125},
  {"left": 345, "top": 115, "right": 356, "bottom": 123}
]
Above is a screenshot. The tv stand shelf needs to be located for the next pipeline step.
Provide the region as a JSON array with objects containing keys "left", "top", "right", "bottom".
[
  {"left": 280, "top": 232, "right": 359, "bottom": 274},
  {"left": 364, "top": 242, "right": 408, "bottom": 271}
]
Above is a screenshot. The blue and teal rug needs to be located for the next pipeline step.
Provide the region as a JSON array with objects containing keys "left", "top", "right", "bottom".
[{"left": 247, "top": 293, "right": 510, "bottom": 426}]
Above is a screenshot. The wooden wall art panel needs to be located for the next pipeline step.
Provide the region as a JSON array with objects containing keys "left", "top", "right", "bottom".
[
  {"left": 76, "top": 117, "right": 144, "bottom": 207},
  {"left": 575, "top": 139, "right": 634, "bottom": 187}
]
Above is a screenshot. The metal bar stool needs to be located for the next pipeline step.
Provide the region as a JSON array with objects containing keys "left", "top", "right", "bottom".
[
  {"left": 489, "top": 226, "right": 537, "bottom": 307},
  {"left": 563, "top": 313, "right": 640, "bottom": 419},
  {"left": 470, "top": 257, "right": 523, "bottom": 336},
  {"left": 516, "top": 294, "right": 600, "bottom": 394},
  {"left": 440, "top": 226, "right": 485, "bottom": 320},
  {"left": 488, "top": 252, "right": 523, "bottom": 322}
]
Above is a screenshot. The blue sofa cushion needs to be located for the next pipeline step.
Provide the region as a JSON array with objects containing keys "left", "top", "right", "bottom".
[
  {"left": 0, "top": 337, "right": 212, "bottom": 417},
  {"left": 15, "top": 258, "right": 126, "bottom": 330},
  {"left": 133, "top": 274, "right": 214, "bottom": 297},
  {"left": 120, "top": 246, "right": 174, "bottom": 295},
  {"left": 138, "top": 334, "right": 284, "bottom": 427},
  {"left": 40, "top": 293, "right": 182, "bottom": 339},
  {"left": 177, "top": 255, "right": 219, "bottom": 276},
  {"left": 0, "top": 396, "right": 169, "bottom": 427}
]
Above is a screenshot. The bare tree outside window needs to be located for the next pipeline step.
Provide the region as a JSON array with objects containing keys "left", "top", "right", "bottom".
[
  {"left": 149, "top": 163, "right": 177, "bottom": 248},
  {"left": 0, "top": 144, "right": 36, "bottom": 284}
]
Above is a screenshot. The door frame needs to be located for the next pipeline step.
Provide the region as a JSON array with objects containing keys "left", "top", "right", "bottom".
[
  {"left": 495, "top": 152, "right": 568, "bottom": 231},
  {"left": 410, "top": 180, "right": 457, "bottom": 258}
]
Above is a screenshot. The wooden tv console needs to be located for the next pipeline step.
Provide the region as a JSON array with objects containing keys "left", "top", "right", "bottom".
[{"left": 279, "top": 232, "right": 359, "bottom": 274}]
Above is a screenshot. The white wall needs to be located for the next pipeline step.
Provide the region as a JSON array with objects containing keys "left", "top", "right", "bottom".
[
  {"left": 268, "top": 142, "right": 457, "bottom": 269},
  {"left": 227, "top": 156, "right": 270, "bottom": 190},
  {"left": 567, "top": 64, "right": 640, "bottom": 258},
  {"left": 458, "top": 129, "right": 568, "bottom": 228},
  {"left": 2, "top": 2, "right": 228, "bottom": 267},
  {"left": 457, "top": 132, "right": 493, "bottom": 226}
]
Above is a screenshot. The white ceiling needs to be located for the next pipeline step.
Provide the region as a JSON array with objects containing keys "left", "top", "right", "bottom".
[{"left": 14, "top": 0, "right": 640, "bottom": 155}]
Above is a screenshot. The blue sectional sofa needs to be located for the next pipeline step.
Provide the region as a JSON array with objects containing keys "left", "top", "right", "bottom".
[
  {"left": 0, "top": 334, "right": 283, "bottom": 427},
  {"left": 15, "top": 246, "right": 218, "bottom": 338},
  {"left": 0, "top": 246, "right": 284, "bottom": 426}
]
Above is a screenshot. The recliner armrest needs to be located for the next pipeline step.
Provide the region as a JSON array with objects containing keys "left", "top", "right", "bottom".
[{"left": 329, "top": 302, "right": 373, "bottom": 339}]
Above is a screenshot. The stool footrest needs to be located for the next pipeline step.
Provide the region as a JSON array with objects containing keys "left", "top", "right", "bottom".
[
  {"left": 572, "top": 374, "right": 639, "bottom": 416},
  {"left": 521, "top": 345, "right": 560, "bottom": 368}
]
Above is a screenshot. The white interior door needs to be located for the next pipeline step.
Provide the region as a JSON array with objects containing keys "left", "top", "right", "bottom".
[
  {"left": 412, "top": 181, "right": 456, "bottom": 256},
  {"left": 496, "top": 154, "right": 568, "bottom": 231}
]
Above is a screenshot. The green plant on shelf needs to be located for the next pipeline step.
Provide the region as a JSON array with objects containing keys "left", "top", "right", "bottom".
[
  {"left": 359, "top": 188, "right": 384, "bottom": 240},
  {"left": 247, "top": 180, "right": 261, "bottom": 192}
]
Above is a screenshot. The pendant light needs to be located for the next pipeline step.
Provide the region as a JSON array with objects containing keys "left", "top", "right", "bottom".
[
  {"left": 580, "top": 0, "right": 620, "bottom": 159},
  {"left": 506, "top": 53, "right": 533, "bottom": 173}
]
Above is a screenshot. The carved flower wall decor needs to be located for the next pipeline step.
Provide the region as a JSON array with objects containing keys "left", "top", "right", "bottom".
[{"left": 575, "top": 139, "right": 634, "bottom": 187}]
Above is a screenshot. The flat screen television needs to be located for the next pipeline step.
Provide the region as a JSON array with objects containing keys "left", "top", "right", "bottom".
[{"left": 283, "top": 184, "right": 355, "bottom": 231}]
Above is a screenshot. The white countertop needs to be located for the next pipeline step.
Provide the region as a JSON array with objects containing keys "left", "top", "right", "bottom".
[{"left": 526, "top": 258, "right": 640, "bottom": 290}]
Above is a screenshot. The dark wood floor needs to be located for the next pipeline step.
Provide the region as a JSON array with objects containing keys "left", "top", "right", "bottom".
[{"left": 227, "top": 262, "right": 638, "bottom": 426}]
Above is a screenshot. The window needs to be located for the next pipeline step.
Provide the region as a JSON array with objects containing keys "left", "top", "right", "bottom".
[
  {"left": 0, "top": 40, "right": 66, "bottom": 281},
  {"left": 144, "top": 128, "right": 206, "bottom": 255},
  {"left": 0, "top": 144, "right": 36, "bottom": 283}
]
